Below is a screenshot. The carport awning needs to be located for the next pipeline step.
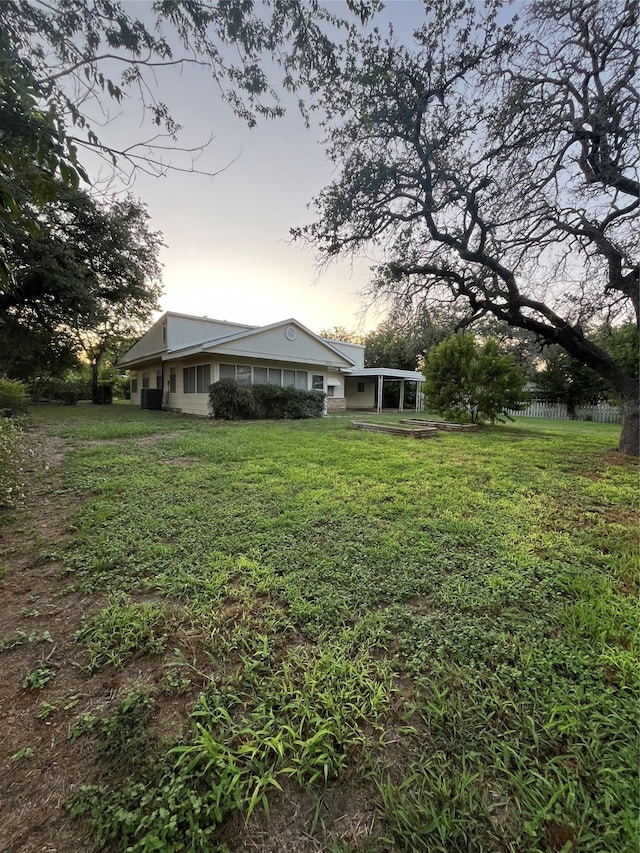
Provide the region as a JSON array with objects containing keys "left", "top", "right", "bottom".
[{"left": 344, "top": 368, "right": 423, "bottom": 414}]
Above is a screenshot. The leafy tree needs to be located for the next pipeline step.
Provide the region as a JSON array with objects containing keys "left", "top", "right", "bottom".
[
  {"left": 534, "top": 322, "right": 639, "bottom": 412},
  {"left": 319, "top": 326, "right": 365, "bottom": 344},
  {"left": 534, "top": 347, "right": 607, "bottom": 415},
  {"left": 0, "top": 189, "right": 162, "bottom": 397},
  {"left": 298, "top": 0, "right": 639, "bottom": 454},
  {"left": 0, "top": 0, "right": 378, "bottom": 283},
  {"left": 424, "top": 333, "right": 528, "bottom": 424}
]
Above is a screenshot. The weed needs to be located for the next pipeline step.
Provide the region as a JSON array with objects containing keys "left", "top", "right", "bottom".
[
  {"left": 0, "top": 629, "right": 52, "bottom": 654},
  {"left": 10, "top": 747, "right": 34, "bottom": 761},
  {"left": 74, "top": 597, "right": 171, "bottom": 671},
  {"left": 22, "top": 662, "right": 56, "bottom": 690}
]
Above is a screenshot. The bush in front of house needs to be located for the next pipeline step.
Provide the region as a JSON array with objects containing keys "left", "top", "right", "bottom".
[
  {"left": 208, "top": 380, "right": 325, "bottom": 420},
  {"left": 0, "top": 377, "right": 29, "bottom": 417},
  {"left": 35, "top": 378, "right": 90, "bottom": 406}
]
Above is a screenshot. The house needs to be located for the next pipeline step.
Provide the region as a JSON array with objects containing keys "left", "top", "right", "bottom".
[{"left": 117, "top": 312, "right": 423, "bottom": 416}]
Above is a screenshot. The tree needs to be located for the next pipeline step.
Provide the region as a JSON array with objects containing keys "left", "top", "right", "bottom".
[
  {"left": 0, "top": 188, "right": 162, "bottom": 396},
  {"left": 424, "top": 333, "right": 528, "bottom": 424},
  {"left": 298, "top": 0, "right": 639, "bottom": 454},
  {"left": 319, "top": 326, "right": 365, "bottom": 344},
  {"left": 0, "top": 0, "right": 379, "bottom": 282},
  {"left": 534, "top": 348, "right": 607, "bottom": 415}
]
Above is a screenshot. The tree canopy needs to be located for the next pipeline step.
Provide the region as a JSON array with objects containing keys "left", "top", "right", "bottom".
[
  {"left": 0, "top": 188, "right": 162, "bottom": 387},
  {"left": 298, "top": 0, "right": 639, "bottom": 453},
  {"left": 424, "top": 333, "right": 528, "bottom": 424}
]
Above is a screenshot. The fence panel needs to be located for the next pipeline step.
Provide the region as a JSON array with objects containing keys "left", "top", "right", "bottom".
[{"left": 506, "top": 401, "right": 621, "bottom": 423}]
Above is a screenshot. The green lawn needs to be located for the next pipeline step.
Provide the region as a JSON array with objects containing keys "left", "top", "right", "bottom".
[{"left": 26, "top": 406, "right": 640, "bottom": 850}]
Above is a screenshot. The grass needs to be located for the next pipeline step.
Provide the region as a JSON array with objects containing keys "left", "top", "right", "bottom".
[{"left": 22, "top": 405, "right": 640, "bottom": 850}]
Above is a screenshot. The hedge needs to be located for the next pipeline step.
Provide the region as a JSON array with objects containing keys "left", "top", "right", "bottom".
[{"left": 209, "top": 380, "right": 325, "bottom": 420}]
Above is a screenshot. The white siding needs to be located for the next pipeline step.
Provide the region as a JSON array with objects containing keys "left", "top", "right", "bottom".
[
  {"left": 212, "top": 325, "right": 353, "bottom": 368},
  {"left": 167, "top": 315, "right": 252, "bottom": 351},
  {"left": 345, "top": 377, "right": 376, "bottom": 409},
  {"left": 323, "top": 339, "right": 365, "bottom": 369},
  {"left": 164, "top": 356, "right": 213, "bottom": 417}
]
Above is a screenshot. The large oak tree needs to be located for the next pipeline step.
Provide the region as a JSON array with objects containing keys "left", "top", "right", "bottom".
[{"left": 298, "top": 0, "right": 639, "bottom": 454}]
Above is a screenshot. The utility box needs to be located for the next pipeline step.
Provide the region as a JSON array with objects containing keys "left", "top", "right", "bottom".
[{"left": 140, "top": 388, "right": 163, "bottom": 410}]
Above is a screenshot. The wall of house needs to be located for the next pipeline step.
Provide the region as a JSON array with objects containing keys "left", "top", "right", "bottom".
[
  {"left": 158, "top": 358, "right": 347, "bottom": 417},
  {"left": 167, "top": 315, "right": 252, "bottom": 351},
  {"left": 129, "top": 361, "right": 163, "bottom": 408},
  {"left": 344, "top": 377, "right": 377, "bottom": 410}
]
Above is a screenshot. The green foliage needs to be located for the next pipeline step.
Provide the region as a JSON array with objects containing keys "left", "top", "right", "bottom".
[
  {"left": 71, "top": 644, "right": 392, "bottom": 850},
  {"left": 1, "top": 189, "right": 163, "bottom": 384},
  {"left": 208, "top": 378, "right": 256, "bottom": 419},
  {"left": 74, "top": 598, "right": 171, "bottom": 671},
  {"left": 0, "top": 377, "right": 28, "bottom": 416},
  {"left": 424, "top": 333, "right": 528, "bottom": 423},
  {"left": 0, "top": 417, "right": 34, "bottom": 508},
  {"left": 22, "top": 661, "right": 56, "bottom": 690},
  {"left": 31, "top": 377, "right": 90, "bottom": 406},
  {"left": 0, "top": 629, "right": 52, "bottom": 654},
  {"left": 208, "top": 380, "right": 325, "bottom": 420}
]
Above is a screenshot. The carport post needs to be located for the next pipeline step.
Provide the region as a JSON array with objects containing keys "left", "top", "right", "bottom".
[{"left": 377, "top": 374, "right": 383, "bottom": 414}]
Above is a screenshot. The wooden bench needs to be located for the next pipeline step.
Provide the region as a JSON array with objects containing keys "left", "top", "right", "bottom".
[
  {"left": 349, "top": 421, "right": 438, "bottom": 439},
  {"left": 400, "top": 419, "right": 478, "bottom": 432}
]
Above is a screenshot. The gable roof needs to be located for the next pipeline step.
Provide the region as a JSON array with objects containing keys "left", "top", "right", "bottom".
[
  {"left": 118, "top": 315, "right": 356, "bottom": 370},
  {"left": 165, "top": 318, "right": 356, "bottom": 368}
]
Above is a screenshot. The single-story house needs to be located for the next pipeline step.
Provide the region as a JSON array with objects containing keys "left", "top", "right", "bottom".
[{"left": 117, "top": 312, "right": 423, "bottom": 416}]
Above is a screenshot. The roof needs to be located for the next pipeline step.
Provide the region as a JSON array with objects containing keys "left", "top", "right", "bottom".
[{"left": 345, "top": 367, "right": 424, "bottom": 381}]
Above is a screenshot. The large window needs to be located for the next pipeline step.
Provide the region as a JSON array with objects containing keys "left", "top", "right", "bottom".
[
  {"left": 183, "top": 366, "right": 195, "bottom": 394},
  {"left": 183, "top": 364, "right": 210, "bottom": 394},
  {"left": 130, "top": 375, "right": 138, "bottom": 394},
  {"left": 219, "top": 364, "right": 312, "bottom": 390},
  {"left": 169, "top": 367, "right": 176, "bottom": 394},
  {"left": 312, "top": 374, "right": 324, "bottom": 391},
  {"left": 196, "top": 364, "right": 210, "bottom": 393}
]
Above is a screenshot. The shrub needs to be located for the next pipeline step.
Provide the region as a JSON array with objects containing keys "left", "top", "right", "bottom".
[
  {"left": 208, "top": 380, "right": 325, "bottom": 420},
  {"left": 208, "top": 379, "right": 256, "bottom": 420},
  {"left": 30, "top": 378, "right": 90, "bottom": 405},
  {"left": 282, "top": 387, "right": 325, "bottom": 419},
  {"left": 0, "top": 377, "right": 29, "bottom": 417}
]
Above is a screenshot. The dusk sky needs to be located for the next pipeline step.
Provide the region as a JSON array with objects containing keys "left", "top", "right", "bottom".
[{"left": 93, "top": 1, "right": 430, "bottom": 335}]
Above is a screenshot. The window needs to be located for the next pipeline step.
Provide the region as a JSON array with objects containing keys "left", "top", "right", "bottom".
[
  {"left": 169, "top": 367, "right": 176, "bottom": 394},
  {"left": 183, "top": 366, "right": 196, "bottom": 393},
  {"left": 156, "top": 369, "right": 162, "bottom": 390},
  {"left": 196, "top": 364, "right": 210, "bottom": 393},
  {"left": 236, "top": 365, "right": 251, "bottom": 386},
  {"left": 312, "top": 374, "right": 324, "bottom": 391},
  {"left": 295, "top": 371, "right": 308, "bottom": 390},
  {"left": 184, "top": 364, "right": 210, "bottom": 393},
  {"left": 327, "top": 385, "right": 335, "bottom": 398},
  {"left": 219, "top": 363, "right": 235, "bottom": 380},
  {"left": 142, "top": 372, "right": 150, "bottom": 389},
  {"left": 357, "top": 381, "right": 365, "bottom": 393},
  {"left": 130, "top": 375, "right": 138, "bottom": 394},
  {"left": 283, "top": 369, "right": 295, "bottom": 387},
  {"left": 268, "top": 368, "right": 282, "bottom": 386},
  {"left": 253, "top": 366, "right": 268, "bottom": 384}
]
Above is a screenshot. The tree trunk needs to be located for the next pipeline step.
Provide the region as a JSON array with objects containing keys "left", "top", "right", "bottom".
[{"left": 618, "top": 386, "right": 639, "bottom": 457}]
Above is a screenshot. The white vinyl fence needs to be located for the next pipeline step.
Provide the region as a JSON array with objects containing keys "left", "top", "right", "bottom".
[{"left": 506, "top": 401, "right": 621, "bottom": 423}]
